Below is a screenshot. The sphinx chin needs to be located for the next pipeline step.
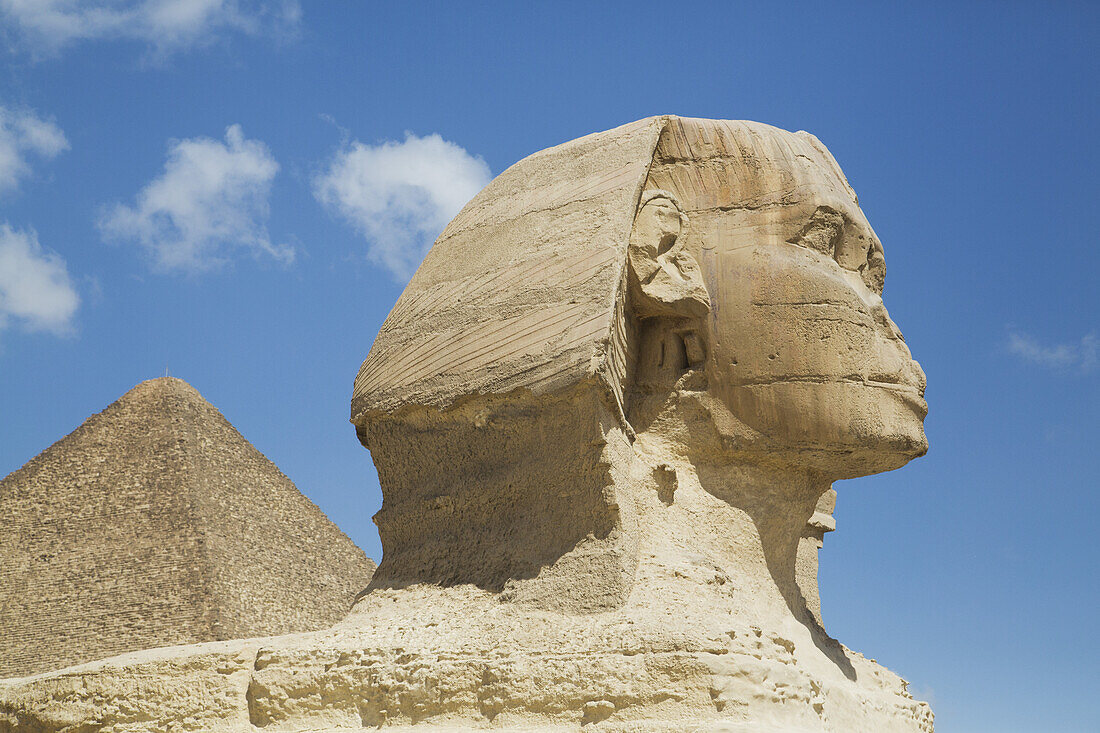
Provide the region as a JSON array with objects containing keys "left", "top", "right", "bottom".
[
  {"left": 830, "top": 414, "right": 929, "bottom": 479},
  {"left": 862, "top": 385, "right": 930, "bottom": 467},
  {"left": 713, "top": 380, "right": 927, "bottom": 478}
]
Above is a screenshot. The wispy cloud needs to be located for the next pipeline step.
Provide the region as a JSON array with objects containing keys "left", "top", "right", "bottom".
[
  {"left": 0, "top": 0, "right": 300, "bottom": 57},
  {"left": 1008, "top": 330, "right": 1097, "bottom": 373},
  {"left": 907, "top": 684, "right": 936, "bottom": 708},
  {"left": 0, "top": 104, "right": 68, "bottom": 194},
  {"left": 0, "top": 223, "right": 79, "bottom": 339},
  {"left": 99, "top": 124, "right": 291, "bottom": 272},
  {"left": 313, "top": 132, "right": 491, "bottom": 280}
]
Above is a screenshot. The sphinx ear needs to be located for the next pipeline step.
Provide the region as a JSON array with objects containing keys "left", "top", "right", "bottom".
[
  {"left": 618, "top": 195, "right": 712, "bottom": 434},
  {"left": 627, "top": 195, "right": 710, "bottom": 320}
]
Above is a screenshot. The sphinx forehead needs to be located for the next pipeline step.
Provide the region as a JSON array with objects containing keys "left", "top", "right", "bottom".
[{"left": 648, "top": 117, "right": 858, "bottom": 215}]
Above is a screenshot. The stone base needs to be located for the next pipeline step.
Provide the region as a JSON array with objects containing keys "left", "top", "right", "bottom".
[{"left": 1, "top": 583, "right": 931, "bottom": 733}]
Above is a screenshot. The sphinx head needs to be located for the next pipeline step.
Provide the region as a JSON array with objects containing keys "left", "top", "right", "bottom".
[{"left": 350, "top": 116, "right": 927, "bottom": 601}]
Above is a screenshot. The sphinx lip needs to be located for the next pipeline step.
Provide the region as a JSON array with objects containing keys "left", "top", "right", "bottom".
[
  {"left": 731, "top": 375, "right": 922, "bottom": 394},
  {"left": 730, "top": 376, "right": 928, "bottom": 416},
  {"left": 843, "top": 378, "right": 927, "bottom": 417},
  {"left": 869, "top": 381, "right": 928, "bottom": 417}
]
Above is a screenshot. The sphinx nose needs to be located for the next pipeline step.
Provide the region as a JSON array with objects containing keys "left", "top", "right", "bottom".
[
  {"left": 870, "top": 297, "right": 905, "bottom": 342},
  {"left": 908, "top": 358, "right": 927, "bottom": 394},
  {"left": 866, "top": 294, "right": 924, "bottom": 390},
  {"left": 875, "top": 306, "right": 925, "bottom": 393}
]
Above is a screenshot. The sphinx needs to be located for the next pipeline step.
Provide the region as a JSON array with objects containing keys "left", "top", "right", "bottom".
[
  {"left": 0, "top": 117, "right": 933, "bottom": 733},
  {"left": 353, "top": 115, "right": 926, "bottom": 616}
]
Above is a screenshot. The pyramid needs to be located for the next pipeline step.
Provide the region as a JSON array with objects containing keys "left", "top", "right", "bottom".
[{"left": 0, "top": 377, "right": 375, "bottom": 678}]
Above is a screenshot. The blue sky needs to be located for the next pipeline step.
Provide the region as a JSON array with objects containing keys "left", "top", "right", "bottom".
[{"left": 0, "top": 2, "right": 1096, "bottom": 730}]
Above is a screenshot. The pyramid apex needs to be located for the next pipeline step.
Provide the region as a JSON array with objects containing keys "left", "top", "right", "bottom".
[
  {"left": 120, "top": 375, "right": 206, "bottom": 404},
  {"left": 133, "top": 375, "right": 198, "bottom": 391}
]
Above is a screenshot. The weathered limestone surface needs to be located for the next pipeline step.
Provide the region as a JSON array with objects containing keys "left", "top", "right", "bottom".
[
  {"left": 1, "top": 117, "right": 933, "bottom": 732},
  {"left": 0, "top": 378, "right": 375, "bottom": 679}
]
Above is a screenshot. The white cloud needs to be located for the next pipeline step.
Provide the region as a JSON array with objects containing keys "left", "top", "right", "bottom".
[
  {"left": 313, "top": 132, "right": 491, "bottom": 280},
  {"left": 1008, "top": 330, "right": 1097, "bottom": 373},
  {"left": 0, "top": 0, "right": 300, "bottom": 55},
  {"left": 0, "top": 223, "right": 79, "bottom": 337},
  {"left": 99, "top": 124, "right": 291, "bottom": 272},
  {"left": 0, "top": 105, "right": 68, "bottom": 194}
]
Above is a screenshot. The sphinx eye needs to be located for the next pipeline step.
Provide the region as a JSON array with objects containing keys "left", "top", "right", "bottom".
[{"left": 789, "top": 207, "right": 844, "bottom": 257}]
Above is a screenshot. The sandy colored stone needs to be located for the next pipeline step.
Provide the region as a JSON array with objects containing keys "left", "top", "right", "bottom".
[
  {"left": 1, "top": 117, "right": 933, "bottom": 732},
  {"left": 0, "top": 377, "right": 375, "bottom": 679}
]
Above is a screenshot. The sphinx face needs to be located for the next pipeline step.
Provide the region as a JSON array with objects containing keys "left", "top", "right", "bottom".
[{"left": 696, "top": 185, "right": 927, "bottom": 475}]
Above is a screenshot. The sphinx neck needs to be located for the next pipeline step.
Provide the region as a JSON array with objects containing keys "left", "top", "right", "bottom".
[{"left": 628, "top": 437, "right": 835, "bottom": 629}]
